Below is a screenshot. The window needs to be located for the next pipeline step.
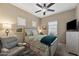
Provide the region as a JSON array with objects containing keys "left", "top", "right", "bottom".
[
  {"left": 32, "top": 21, "right": 37, "bottom": 28},
  {"left": 17, "top": 17, "right": 26, "bottom": 27},
  {"left": 48, "top": 21, "right": 57, "bottom": 35}
]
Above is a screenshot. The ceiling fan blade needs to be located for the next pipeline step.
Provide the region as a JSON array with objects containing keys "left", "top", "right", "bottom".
[
  {"left": 47, "top": 3, "right": 55, "bottom": 8},
  {"left": 47, "top": 9, "right": 55, "bottom": 12},
  {"left": 35, "top": 10, "right": 41, "bottom": 13},
  {"left": 43, "top": 12, "right": 46, "bottom": 15},
  {"left": 36, "top": 3, "right": 42, "bottom": 8},
  {"left": 44, "top": 3, "right": 46, "bottom": 7}
]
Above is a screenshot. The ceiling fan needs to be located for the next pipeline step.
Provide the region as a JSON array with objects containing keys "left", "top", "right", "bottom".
[{"left": 35, "top": 3, "right": 55, "bottom": 15}]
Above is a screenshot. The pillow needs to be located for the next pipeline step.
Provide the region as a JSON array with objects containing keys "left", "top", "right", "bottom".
[
  {"left": 1, "top": 48, "right": 9, "bottom": 53},
  {"left": 18, "top": 43, "right": 23, "bottom": 46},
  {"left": 25, "top": 29, "right": 33, "bottom": 36},
  {"left": 32, "top": 30, "right": 38, "bottom": 35},
  {"left": 48, "top": 33, "right": 54, "bottom": 35},
  {"left": 18, "top": 43, "right": 26, "bottom": 46},
  {"left": 41, "top": 35, "right": 57, "bottom": 46},
  {"left": 1, "top": 37, "right": 18, "bottom": 49}
]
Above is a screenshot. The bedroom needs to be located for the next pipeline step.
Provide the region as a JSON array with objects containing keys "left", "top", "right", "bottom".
[{"left": 0, "top": 3, "right": 79, "bottom": 56}]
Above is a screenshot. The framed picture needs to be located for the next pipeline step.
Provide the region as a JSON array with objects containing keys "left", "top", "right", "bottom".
[{"left": 16, "top": 28, "right": 22, "bottom": 32}]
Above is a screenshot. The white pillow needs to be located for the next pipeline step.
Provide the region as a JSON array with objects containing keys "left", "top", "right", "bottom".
[
  {"left": 1, "top": 48, "right": 9, "bottom": 53},
  {"left": 22, "top": 43, "right": 26, "bottom": 45},
  {"left": 18, "top": 43, "right": 26, "bottom": 46},
  {"left": 32, "top": 30, "right": 38, "bottom": 35},
  {"left": 25, "top": 29, "right": 33, "bottom": 36},
  {"left": 18, "top": 43, "right": 23, "bottom": 46}
]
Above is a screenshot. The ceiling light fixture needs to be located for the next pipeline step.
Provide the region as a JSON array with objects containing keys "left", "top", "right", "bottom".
[
  {"left": 35, "top": 3, "right": 55, "bottom": 15},
  {"left": 42, "top": 8, "right": 47, "bottom": 12}
]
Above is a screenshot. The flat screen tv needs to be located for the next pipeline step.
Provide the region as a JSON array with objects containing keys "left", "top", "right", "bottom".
[{"left": 67, "top": 19, "right": 77, "bottom": 30}]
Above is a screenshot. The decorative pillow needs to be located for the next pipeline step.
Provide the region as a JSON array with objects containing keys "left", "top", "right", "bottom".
[
  {"left": 25, "top": 29, "right": 33, "bottom": 36},
  {"left": 32, "top": 30, "right": 38, "bottom": 35},
  {"left": 1, "top": 37, "right": 18, "bottom": 49},
  {"left": 1, "top": 48, "right": 9, "bottom": 53},
  {"left": 18, "top": 43, "right": 23, "bottom": 46},
  {"left": 18, "top": 43, "right": 26, "bottom": 46}
]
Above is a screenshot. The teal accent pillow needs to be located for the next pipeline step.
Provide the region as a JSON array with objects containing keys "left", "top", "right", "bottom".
[{"left": 41, "top": 35, "right": 57, "bottom": 46}]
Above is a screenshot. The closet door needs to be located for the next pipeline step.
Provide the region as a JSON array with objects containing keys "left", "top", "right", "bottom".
[{"left": 66, "top": 32, "right": 79, "bottom": 54}]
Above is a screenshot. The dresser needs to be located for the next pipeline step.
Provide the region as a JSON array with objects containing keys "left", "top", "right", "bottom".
[{"left": 66, "top": 31, "right": 79, "bottom": 55}]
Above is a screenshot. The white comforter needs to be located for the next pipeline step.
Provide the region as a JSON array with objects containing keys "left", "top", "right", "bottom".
[{"left": 25, "top": 35, "right": 58, "bottom": 56}]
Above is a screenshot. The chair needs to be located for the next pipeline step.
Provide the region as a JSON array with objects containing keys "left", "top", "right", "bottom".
[{"left": 0, "top": 37, "right": 25, "bottom": 56}]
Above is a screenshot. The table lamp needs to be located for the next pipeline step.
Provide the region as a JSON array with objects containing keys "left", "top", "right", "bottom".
[
  {"left": 38, "top": 27, "right": 43, "bottom": 35},
  {"left": 3, "top": 23, "right": 11, "bottom": 36}
]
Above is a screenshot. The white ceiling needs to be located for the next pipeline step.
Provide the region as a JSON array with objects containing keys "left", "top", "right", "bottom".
[{"left": 11, "top": 3, "right": 77, "bottom": 18}]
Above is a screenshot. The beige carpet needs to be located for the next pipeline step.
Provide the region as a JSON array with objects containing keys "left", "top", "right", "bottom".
[{"left": 54, "top": 43, "right": 76, "bottom": 56}]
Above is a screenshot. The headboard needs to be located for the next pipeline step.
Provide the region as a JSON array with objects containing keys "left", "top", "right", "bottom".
[{"left": 25, "top": 28, "right": 38, "bottom": 36}]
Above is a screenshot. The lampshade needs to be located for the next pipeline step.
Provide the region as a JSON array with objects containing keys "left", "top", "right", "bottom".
[
  {"left": 38, "top": 27, "right": 42, "bottom": 33},
  {"left": 3, "top": 23, "right": 11, "bottom": 29}
]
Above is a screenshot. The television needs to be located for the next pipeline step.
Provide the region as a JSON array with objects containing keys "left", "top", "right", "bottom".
[{"left": 67, "top": 19, "right": 77, "bottom": 30}]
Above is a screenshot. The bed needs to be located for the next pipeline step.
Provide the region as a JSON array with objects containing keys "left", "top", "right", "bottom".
[
  {"left": 24, "top": 28, "right": 58, "bottom": 55},
  {"left": 25, "top": 35, "right": 58, "bottom": 56}
]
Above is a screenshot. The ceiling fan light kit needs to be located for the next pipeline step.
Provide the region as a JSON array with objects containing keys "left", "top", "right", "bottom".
[
  {"left": 35, "top": 3, "right": 55, "bottom": 15},
  {"left": 42, "top": 8, "right": 46, "bottom": 12}
]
